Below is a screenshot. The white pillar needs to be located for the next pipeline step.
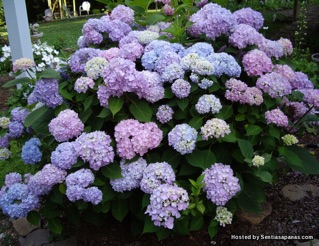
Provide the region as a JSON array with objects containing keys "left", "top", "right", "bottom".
[{"left": 3, "top": 0, "right": 34, "bottom": 64}]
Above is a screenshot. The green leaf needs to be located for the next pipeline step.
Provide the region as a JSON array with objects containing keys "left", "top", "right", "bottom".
[
  {"left": 143, "top": 216, "right": 160, "bottom": 233},
  {"left": 2, "top": 77, "right": 31, "bottom": 88},
  {"left": 162, "top": 149, "right": 181, "bottom": 168},
  {"left": 196, "top": 203, "right": 205, "bottom": 214},
  {"left": 215, "top": 105, "right": 233, "bottom": 120},
  {"left": 177, "top": 98, "right": 189, "bottom": 111},
  {"left": 246, "top": 125, "right": 262, "bottom": 136},
  {"left": 27, "top": 211, "right": 41, "bottom": 226},
  {"left": 235, "top": 114, "right": 246, "bottom": 121},
  {"left": 24, "top": 106, "right": 55, "bottom": 135},
  {"left": 156, "top": 228, "right": 171, "bottom": 241},
  {"left": 281, "top": 145, "right": 319, "bottom": 174},
  {"left": 278, "top": 146, "right": 303, "bottom": 170},
  {"left": 186, "top": 150, "right": 216, "bottom": 170},
  {"left": 38, "top": 68, "right": 61, "bottom": 79},
  {"left": 237, "top": 139, "right": 254, "bottom": 159},
  {"left": 208, "top": 220, "right": 219, "bottom": 238},
  {"left": 59, "top": 88, "right": 75, "bottom": 100},
  {"left": 237, "top": 185, "right": 263, "bottom": 213},
  {"left": 108, "top": 96, "right": 125, "bottom": 116},
  {"left": 111, "top": 199, "right": 129, "bottom": 222},
  {"left": 101, "top": 162, "right": 122, "bottom": 179},
  {"left": 268, "top": 125, "right": 280, "bottom": 139},
  {"left": 254, "top": 170, "right": 273, "bottom": 184},
  {"left": 83, "top": 95, "right": 94, "bottom": 111},
  {"left": 146, "top": 13, "right": 165, "bottom": 25},
  {"left": 48, "top": 217, "right": 63, "bottom": 234},
  {"left": 129, "top": 99, "right": 152, "bottom": 122},
  {"left": 97, "top": 108, "right": 111, "bottom": 118},
  {"left": 189, "top": 117, "right": 203, "bottom": 129}
]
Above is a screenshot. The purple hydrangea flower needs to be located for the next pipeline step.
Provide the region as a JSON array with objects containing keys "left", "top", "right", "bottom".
[
  {"left": 156, "top": 105, "right": 174, "bottom": 124},
  {"left": 155, "top": 51, "right": 181, "bottom": 75},
  {"left": 74, "top": 77, "right": 95, "bottom": 93},
  {"left": 0, "top": 134, "right": 10, "bottom": 148},
  {"left": 83, "top": 187, "right": 102, "bottom": 205},
  {"left": 242, "top": 49, "right": 273, "bottom": 77},
  {"left": 28, "top": 164, "right": 67, "bottom": 196},
  {"left": 168, "top": 124, "right": 197, "bottom": 155},
  {"left": 298, "top": 89, "right": 319, "bottom": 109},
  {"left": 183, "top": 42, "right": 214, "bottom": 58},
  {"left": 66, "top": 168, "right": 94, "bottom": 188},
  {"left": 49, "top": 109, "right": 84, "bottom": 142},
  {"left": 74, "top": 131, "right": 114, "bottom": 170},
  {"left": 202, "top": 163, "right": 240, "bottom": 206},
  {"left": 195, "top": 94, "right": 222, "bottom": 114},
  {"left": 145, "top": 184, "right": 189, "bottom": 229},
  {"left": 141, "top": 71, "right": 165, "bottom": 103},
  {"left": 69, "top": 48, "right": 101, "bottom": 73},
  {"left": 110, "top": 158, "right": 147, "bottom": 192},
  {"left": 140, "top": 162, "right": 176, "bottom": 194},
  {"left": 233, "top": 7, "right": 264, "bottom": 30},
  {"left": 97, "top": 85, "right": 111, "bottom": 107},
  {"left": 99, "top": 47, "right": 120, "bottom": 61},
  {"left": 188, "top": 3, "right": 236, "bottom": 40},
  {"left": 28, "top": 78, "right": 63, "bottom": 108},
  {"left": 51, "top": 142, "right": 78, "bottom": 170},
  {"left": 110, "top": 4, "right": 135, "bottom": 25},
  {"left": 82, "top": 18, "right": 104, "bottom": 45},
  {"left": 228, "top": 24, "right": 264, "bottom": 49},
  {"left": 4, "top": 173, "right": 22, "bottom": 187},
  {"left": 8, "top": 121, "right": 24, "bottom": 139},
  {"left": 21, "top": 138, "right": 42, "bottom": 164},
  {"left": 257, "top": 39, "right": 284, "bottom": 60},
  {"left": 277, "top": 37, "right": 293, "bottom": 56},
  {"left": 171, "top": 79, "right": 191, "bottom": 99},
  {"left": 273, "top": 64, "right": 295, "bottom": 84},
  {"left": 265, "top": 108, "right": 289, "bottom": 127},
  {"left": 104, "top": 19, "right": 132, "bottom": 42},
  {"left": 206, "top": 52, "right": 241, "bottom": 77},
  {"left": 201, "top": 118, "right": 231, "bottom": 140},
  {"left": 256, "top": 72, "right": 292, "bottom": 98},
  {"left": 0, "top": 183, "right": 40, "bottom": 218},
  {"left": 290, "top": 72, "right": 314, "bottom": 90},
  {"left": 163, "top": 4, "right": 174, "bottom": 15},
  {"left": 11, "top": 107, "right": 30, "bottom": 123},
  {"left": 114, "top": 119, "right": 163, "bottom": 160},
  {"left": 119, "top": 42, "right": 144, "bottom": 61},
  {"left": 198, "top": 78, "right": 214, "bottom": 89}
]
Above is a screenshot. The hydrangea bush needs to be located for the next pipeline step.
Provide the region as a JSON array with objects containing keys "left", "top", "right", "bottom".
[{"left": 1, "top": 1, "right": 319, "bottom": 239}]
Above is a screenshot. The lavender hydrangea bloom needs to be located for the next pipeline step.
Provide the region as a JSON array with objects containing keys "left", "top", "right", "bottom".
[
  {"left": 110, "top": 4, "right": 135, "bottom": 25},
  {"left": 290, "top": 72, "right": 314, "bottom": 90},
  {"left": 201, "top": 118, "right": 231, "bottom": 140},
  {"left": 49, "top": 109, "right": 84, "bottom": 142},
  {"left": 97, "top": 85, "right": 111, "bottom": 107},
  {"left": 242, "top": 49, "right": 273, "bottom": 77},
  {"left": 273, "top": 64, "right": 295, "bottom": 84},
  {"left": 195, "top": 94, "right": 222, "bottom": 114},
  {"left": 28, "top": 164, "right": 67, "bottom": 196},
  {"left": 156, "top": 105, "right": 174, "bottom": 124},
  {"left": 145, "top": 184, "right": 189, "bottom": 229},
  {"left": 206, "top": 52, "right": 241, "bottom": 77},
  {"left": 11, "top": 107, "right": 30, "bottom": 123},
  {"left": 82, "top": 19, "right": 104, "bottom": 45},
  {"left": 198, "top": 78, "right": 214, "bottom": 89},
  {"left": 28, "top": 78, "right": 63, "bottom": 108},
  {"left": 188, "top": 3, "right": 236, "bottom": 40},
  {"left": 114, "top": 119, "right": 163, "bottom": 160},
  {"left": 110, "top": 158, "right": 147, "bottom": 192},
  {"left": 161, "top": 62, "right": 185, "bottom": 83},
  {"left": 74, "top": 77, "right": 95, "bottom": 93},
  {"left": 51, "top": 142, "right": 78, "bottom": 170},
  {"left": 4, "top": 173, "right": 22, "bottom": 187},
  {"left": 8, "top": 121, "right": 24, "bottom": 139},
  {"left": 183, "top": 42, "right": 214, "bottom": 58},
  {"left": 66, "top": 185, "right": 86, "bottom": 202},
  {"left": 0, "top": 183, "right": 40, "bottom": 218},
  {"left": 168, "top": 124, "right": 197, "bottom": 155},
  {"left": 104, "top": 19, "right": 132, "bottom": 42},
  {"left": 228, "top": 24, "right": 264, "bottom": 49},
  {"left": 119, "top": 42, "right": 144, "bottom": 61},
  {"left": 83, "top": 187, "right": 103, "bottom": 205},
  {"left": 233, "top": 7, "right": 264, "bottom": 30},
  {"left": 69, "top": 48, "right": 101, "bottom": 73},
  {"left": 74, "top": 131, "right": 114, "bottom": 170},
  {"left": 66, "top": 169, "right": 95, "bottom": 188},
  {"left": 298, "top": 89, "right": 319, "bottom": 109},
  {"left": 155, "top": 51, "right": 181, "bottom": 75},
  {"left": 0, "top": 134, "right": 10, "bottom": 148},
  {"left": 202, "top": 163, "right": 240, "bottom": 206},
  {"left": 256, "top": 72, "right": 292, "bottom": 98},
  {"left": 21, "top": 138, "right": 42, "bottom": 164},
  {"left": 171, "top": 79, "right": 191, "bottom": 99},
  {"left": 99, "top": 47, "right": 120, "bottom": 61},
  {"left": 257, "top": 39, "right": 284, "bottom": 60},
  {"left": 140, "top": 162, "right": 176, "bottom": 194},
  {"left": 265, "top": 108, "right": 289, "bottom": 127},
  {"left": 139, "top": 71, "right": 165, "bottom": 103},
  {"left": 277, "top": 37, "right": 293, "bottom": 56}
]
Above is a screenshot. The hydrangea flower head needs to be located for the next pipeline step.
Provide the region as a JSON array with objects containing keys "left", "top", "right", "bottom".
[
  {"left": 156, "top": 105, "right": 174, "bottom": 124},
  {"left": 290, "top": 72, "right": 314, "bottom": 90},
  {"left": 51, "top": 142, "right": 78, "bottom": 170},
  {"left": 21, "top": 138, "right": 42, "bottom": 164},
  {"left": 110, "top": 158, "right": 147, "bottom": 192},
  {"left": 282, "top": 134, "right": 299, "bottom": 146},
  {"left": 206, "top": 52, "right": 241, "bottom": 77},
  {"left": 140, "top": 162, "right": 176, "bottom": 194},
  {"left": 265, "top": 108, "right": 289, "bottom": 127},
  {"left": 8, "top": 121, "right": 24, "bottom": 139},
  {"left": 0, "top": 148, "right": 11, "bottom": 161},
  {"left": 145, "top": 184, "right": 189, "bottom": 229},
  {"left": 242, "top": 49, "right": 273, "bottom": 77},
  {"left": 256, "top": 72, "right": 292, "bottom": 98},
  {"left": 257, "top": 39, "right": 284, "bottom": 59},
  {"left": 252, "top": 155, "right": 265, "bottom": 167},
  {"left": 69, "top": 48, "right": 101, "bottom": 73},
  {"left": 228, "top": 24, "right": 264, "bottom": 49},
  {"left": 277, "top": 37, "right": 293, "bottom": 56},
  {"left": 74, "top": 77, "right": 95, "bottom": 93},
  {"left": 0, "top": 117, "right": 10, "bottom": 129},
  {"left": 4, "top": 172, "right": 22, "bottom": 187},
  {"left": 233, "top": 7, "right": 264, "bottom": 30},
  {"left": 49, "top": 109, "right": 84, "bottom": 142},
  {"left": 171, "top": 79, "right": 191, "bottom": 99},
  {"left": 110, "top": 4, "right": 135, "bottom": 25},
  {"left": 74, "top": 131, "right": 114, "bottom": 170},
  {"left": 201, "top": 118, "right": 231, "bottom": 140},
  {"left": 140, "top": 71, "right": 165, "bottom": 103},
  {"left": 202, "top": 163, "right": 240, "bottom": 205},
  {"left": 195, "top": 94, "right": 222, "bottom": 114},
  {"left": 12, "top": 58, "right": 35, "bottom": 72},
  {"left": 215, "top": 206, "right": 233, "bottom": 227},
  {"left": 0, "top": 134, "right": 10, "bottom": 148},
  {"left": 168, "top": 124, "right": 197, "bottom": 155},
  {"left": 11, "top": 107, "right": 30, "bottom": 123},
  {"left": 85, "top": 57, "right": 108, "bottom": 80}
]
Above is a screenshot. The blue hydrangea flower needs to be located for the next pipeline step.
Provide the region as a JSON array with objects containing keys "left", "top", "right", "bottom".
[
  {"left": 51, "top": 142, "right": 78, "bottom": 170},
  {"left": 168, "top": 124, "right": 198, "bottom": 155},
  {"left": 21, "top": 138, "right": 42, "bottom": 164}
]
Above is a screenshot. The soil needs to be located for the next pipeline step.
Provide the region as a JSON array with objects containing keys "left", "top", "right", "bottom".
[{"left": 0, "top": 3, "right": 319, "bottom": 246}]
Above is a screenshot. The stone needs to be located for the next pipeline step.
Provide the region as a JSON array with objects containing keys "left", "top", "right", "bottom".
[
  {"left": 302, "top": 184, "right": 319, "bottom": 197},
  {"left": 282, "top": 184, "right": 307, "bottom": 201},
  {"left": 11, "top": 217, "right": 40, "bottom": 236},
  {"left": 236, "top": 202, "right": 272, "bottom": 225},
  {"left": 46, "top": 237, "right": 77, "bottom": 246},
  {"left": 19, "top": 229, "right": 50, "bottom": 246},
  {"left": 296, "top": 239, "right": 319, "bottom": 246}
]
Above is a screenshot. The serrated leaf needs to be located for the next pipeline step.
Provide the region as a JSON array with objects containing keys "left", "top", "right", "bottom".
[
  {"left": 101, "top": 162, "right": 122, "bottom": 179},
  {"left": 246, "top": 125, "right": 262, "bottom": 136},
  {"left": 147, "top": 13, "right": 165, "bottom": 25},
  {"left": 27, "top": 211, "right": 41, "bottom": 226},
  {"left": 268, "top": 125, "right": 280, "bottom": 139},
  {"left": 24, "top": 106, "right": 55, "bottom": 135},
  {"left": 129, "top": 99, "right": 152, "bottom": 122},
  {"left": 254, "top": 170, "right": 273, "bottom": 184},
  {"left": 237, "top": 139, "right": 254, "bottom": 159},
  {"left": 143, "top": 216, "right": 160, "bottom": 233},
  {"left": 215, "top": 105, "right": 233, "bottom": 120},
  {"left": 108, "top": 96, "right": 124, "bottom": 116},
  {"left": 177, "top": 98, "right": 189, "bottom": 111},
  {"left": 97, "top": 108, "right": 111, "bottom": 118},
  {"left": 2, "top": 77, "right": 31, "bottom": 88},
  {"left": 38, "top": 68, "right": 61, "bottom": 79},
  {"left": 189, "top": 117, "right": 203, "bottom": 129},
  {"left": 186, "top": 150, "right": 216, "bottom": 170},
  {"left": 83, "top": 95, "right": 94, "bottom": 111},
  {"left": 208, "top": 220, "right": 219, "bottom": 238},
  {"left": 48, "top": 217, "right": 63, "bottom": 234},
  {"left": 111, "top": 199, "right": 129, "bottom": 222}
]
